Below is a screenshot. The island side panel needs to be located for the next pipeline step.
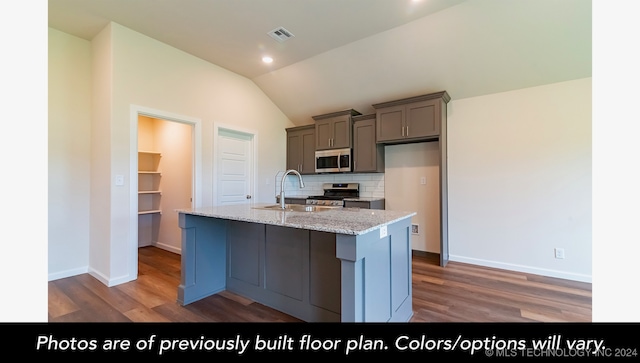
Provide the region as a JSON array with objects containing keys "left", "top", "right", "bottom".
[
  {"left": 337, "top": 256, "right": 363, "bottom": 322},
  {"left": 389, "top": 219, "right": 413, "bottom": 322},
  {"left": 177, "top": 213, "right": 227, "bottom": 305},
  {"left": 336, "top": 217, "right": 413, "bottom": 322}
]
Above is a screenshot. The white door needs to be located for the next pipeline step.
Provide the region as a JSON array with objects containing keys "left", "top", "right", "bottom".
[{"left": 216, "top": 128, "right": 253, "bottom": 205}]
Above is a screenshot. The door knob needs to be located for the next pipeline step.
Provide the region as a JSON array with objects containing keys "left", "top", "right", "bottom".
[{"left": 246, "top": 195, "right": 252, "bottom": 199}]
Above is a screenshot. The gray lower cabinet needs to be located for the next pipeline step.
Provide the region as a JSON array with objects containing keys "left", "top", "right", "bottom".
[
  {"left": 277, "top": 197, "right": 383, "bottom": 209},
  {"left": 264, "top": 225, "right": 306, "bottom": 301},
  {"left": 275, "top": 196, "right": 308, "bottom": 205},
  {"left": 309, "top": 231, "right": 342, "bottom": 314},
  {"left": 227, "top": 221, "right": 262, "bottom": 287},
  {"left": 344, "top": 199, "right": 385, "bottom": 210},
  {"left": 226, "top": 221, "right": 341, "bottom": 321}
]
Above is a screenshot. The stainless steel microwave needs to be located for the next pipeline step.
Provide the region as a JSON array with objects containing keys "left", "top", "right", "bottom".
[{"left": 315, "top": 148, "right": 352, "bottom": 173}]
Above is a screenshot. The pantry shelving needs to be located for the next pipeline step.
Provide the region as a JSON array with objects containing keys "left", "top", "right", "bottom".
[{"left": 138, "top": 151, "right": 162, "bottom": 215}]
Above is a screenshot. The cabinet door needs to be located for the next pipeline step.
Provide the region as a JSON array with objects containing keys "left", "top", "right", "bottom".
[
  {"left": 331, "top": 115, "right": 352, "bottom": 149},
  {"left": 376, "top": 105, "right": 405, "bottom": 142},
  {"left": 300, "top": 128, "right": 316, "bottom": 174},
  {"left": 405, "top": 99, "right": 439, "bottom": 139},
  {"left": 315, "top": 119, "right": 333, "bottom": 150},
  {"left": 353, "top": 119, "right": 377, "bottom": 172},
  {"left": 309, "top": 231, "right": 341, "bottom": 314},
  {"left": 265, "top": 225, "right": 307, "bottom": 300},
  {"left": 286, "top": 130, "right": 302, "bottom": 171},
  {"left": 344, "top": 200, "right": 370, "bottom": 209},
  {"left": 227, "top": 220, "right": 263, "bottom": 287}
]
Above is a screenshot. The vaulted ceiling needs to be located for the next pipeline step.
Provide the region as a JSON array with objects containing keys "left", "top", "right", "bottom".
[{"left": 48, "top": 0, "right": 592, "bottom": 124}]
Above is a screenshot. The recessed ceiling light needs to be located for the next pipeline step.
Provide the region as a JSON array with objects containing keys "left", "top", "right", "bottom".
[{"left": 262, "top": 56, "right": 273, "bottom": 64}]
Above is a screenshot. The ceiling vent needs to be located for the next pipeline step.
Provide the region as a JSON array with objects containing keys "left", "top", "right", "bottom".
[{"left": 267, "top": 27, "right": 295, "bottom": 43}]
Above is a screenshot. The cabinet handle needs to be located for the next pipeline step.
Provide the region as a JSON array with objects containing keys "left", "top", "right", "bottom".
[
  {"left": 401, "top": 126, "right": 405, "bottom": 136},
  {"left": 406, "top": 126, "right": 409, "bottom": 136}
]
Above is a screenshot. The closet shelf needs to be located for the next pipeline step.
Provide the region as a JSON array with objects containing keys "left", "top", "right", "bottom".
[
  {"left": 138, "top": 210, "right": 162, "bottom": 215},
  {"left": 138, "top": 171, "right": 162, "bottom": 174},
  {"left": 138, "top": 190, "right": 161, "bottom": 194},
  {"left": 138, "top": 151, "right": 162, "bottom": 155}
]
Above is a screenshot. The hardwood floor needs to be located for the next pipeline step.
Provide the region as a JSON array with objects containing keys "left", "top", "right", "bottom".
[{"left": 48, "top": 247, "right": 591, "bottom": 322}]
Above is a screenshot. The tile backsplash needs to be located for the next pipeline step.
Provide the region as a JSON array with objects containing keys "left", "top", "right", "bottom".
[{"left": 275, "top": 172, "right": 385, "bottom": 200}]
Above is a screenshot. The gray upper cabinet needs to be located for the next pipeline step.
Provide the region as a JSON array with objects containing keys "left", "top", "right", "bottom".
[
  {"left": 373, "top": 91, "right": 450, "bottom": 144},
  {"left": 286, "top": 124, "right": 316, "bottom": 174},
  {"left": 352, "top": 113, "right": 384, "bottom": 173},
  {"left": 313, "top": 109, "right": 361, "bottom": 150}
]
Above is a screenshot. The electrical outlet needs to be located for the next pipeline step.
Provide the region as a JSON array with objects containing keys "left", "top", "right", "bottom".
[
  {"left": 411, "top": 224, "right": 419, "bottom": 235},
  {"left": 420, "top": 177, "right": 426, "bottom": 185},
  {"left": 554, "top": 248, "right": 565, "bottom": 259}
]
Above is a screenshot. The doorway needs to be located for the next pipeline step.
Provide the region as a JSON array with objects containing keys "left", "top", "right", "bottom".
[
  {"left": 129, "top": 105, "right": 202, "bottom": 280},
  {"left": 137, "top": 116, "right": 192, "bottom": 252},
  {"left": 213, "top": 125, "right": 256, "bottom": 206}
]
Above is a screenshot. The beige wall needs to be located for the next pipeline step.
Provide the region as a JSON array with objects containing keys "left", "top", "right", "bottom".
[
  {"left": 89, "top": 23, "right": 114, "bottom": 283},
  {"left": 448, "top": 77, "right": 592, "bottom": 282},
  {"left": 48, "top": 28, "right": 91, "bottom": 279},
  {"left": 48, "top": 23, "right": 295, "bottom": 284},
  {"left": 137, "top": 115, "right": 155, "bottom": 151}
]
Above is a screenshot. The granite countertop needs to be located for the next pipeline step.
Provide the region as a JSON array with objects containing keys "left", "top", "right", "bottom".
[{"left": 177, "top": 203, "right": 414, "bottom": 235}]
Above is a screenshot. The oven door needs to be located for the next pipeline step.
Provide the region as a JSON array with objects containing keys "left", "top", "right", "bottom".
[{"left": 315, "top": 148, "right": 351, "bottom": 173}]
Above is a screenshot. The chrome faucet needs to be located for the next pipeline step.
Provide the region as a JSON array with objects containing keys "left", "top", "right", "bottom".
[{"left": 280, "top": 169, "right": 305, "bottom": 209}]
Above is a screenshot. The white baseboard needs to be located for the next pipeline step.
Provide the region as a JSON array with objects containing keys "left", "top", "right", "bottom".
[
  {"left": 48, "top": 266, "right": 89, "bottom": 281},
  {"left": 88, "top": 267, "right": 135, "bottom": 287},
  {"left": 152, "top": 241, "right": 181, "bottom": 255},
  {"left": 449, "top": 254, "right": 592, "bottom": 283},
  {"left": 48, "top": 266, "right": 133, "bottom": 286},
  {"left": 48, "top": 243, "right": 181, "bottom": 284}
]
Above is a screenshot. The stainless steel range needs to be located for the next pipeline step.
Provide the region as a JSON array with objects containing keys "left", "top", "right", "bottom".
[{"left": 306, "top": 183, "right": 359, "bottom": 207}]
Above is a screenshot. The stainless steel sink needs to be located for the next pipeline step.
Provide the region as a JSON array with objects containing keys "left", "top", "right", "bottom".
[{"left": 252, "top": 204, "right": 336, "bottom": 212}]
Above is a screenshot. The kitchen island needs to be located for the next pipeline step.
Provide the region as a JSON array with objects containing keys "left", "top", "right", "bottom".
[{"left": 176, "top": 203, "right": 416, "bottom": 322}]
